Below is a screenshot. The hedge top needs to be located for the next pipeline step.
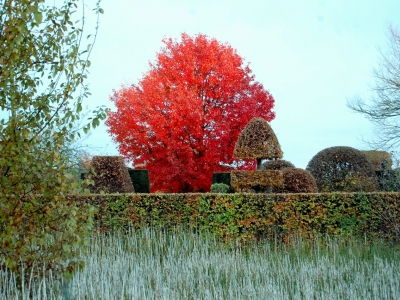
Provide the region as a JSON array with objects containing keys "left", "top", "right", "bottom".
[{"left": 233, "top": 117, "right": 283, "bottom": 160}]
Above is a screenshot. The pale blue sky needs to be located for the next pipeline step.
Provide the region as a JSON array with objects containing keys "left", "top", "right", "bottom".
[{"left": 83, "top": 0, "right": 400, "bottom": 169}]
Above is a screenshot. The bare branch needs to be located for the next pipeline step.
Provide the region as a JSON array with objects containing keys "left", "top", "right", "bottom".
[{"left": 348, "top": 24, "right": 400, "bottom": 150}]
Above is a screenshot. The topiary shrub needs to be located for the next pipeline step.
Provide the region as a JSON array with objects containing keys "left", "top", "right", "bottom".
[
  {"left": 210, "top": 183, "right": 231, "bottom": 193},
  {"left": 262, "top": 159, "right": 295, "bottom": 170},
  {"left": 233, "top": 117, "right": 283, "bottom": 169},
  {"left": 231, "top": 170, "right": 284, "bottom": 193},
  {"left": 306, "top": 146, "right": 378, "bottom": 192},
  {"left": 85, "top": 156, "right": 135, "bottom": 193},
  {"left": 361, "top": 150, "right": 393, "bottom": 170},
  {"left": 280, "top": 168, "right": 318, "bottom": 193},
  {"left": 231, "top": 118, "right": 284, "bottom": 193}
]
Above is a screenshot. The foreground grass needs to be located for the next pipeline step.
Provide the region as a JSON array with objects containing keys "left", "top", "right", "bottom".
[{"left": 1, "top": 227, "right": 400, "bottom": 299}]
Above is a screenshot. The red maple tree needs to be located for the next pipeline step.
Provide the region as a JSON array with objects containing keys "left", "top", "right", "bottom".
[{"left": 106, "top": 33, "right": 275, "bottom": 192}]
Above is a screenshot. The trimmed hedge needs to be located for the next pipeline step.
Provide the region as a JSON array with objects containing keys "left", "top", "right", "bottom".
[
  {"left": 82, "top": 169, "right": 151, "bottom": 193},
  {"left": 230, "top": 170, "right": 284, "bottom": 193},
  {"left": 75, "top": 192, "right": 400, "bottom": 243},
  {"left": 128, "top": 169, "right": 150, "bottom": 193}
]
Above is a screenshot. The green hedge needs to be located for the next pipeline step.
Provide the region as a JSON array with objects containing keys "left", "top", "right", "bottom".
[{"left": 75, "top": 192, "right": 400, "bottom": 243}]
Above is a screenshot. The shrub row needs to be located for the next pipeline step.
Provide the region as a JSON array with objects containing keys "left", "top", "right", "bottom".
[{"left": 75, "top": 192, "right": 400, "bottom": 243}]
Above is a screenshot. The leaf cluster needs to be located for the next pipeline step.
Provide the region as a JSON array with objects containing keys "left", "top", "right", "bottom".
[
  {"left": 0, "top": 0, "right": 105, "bottom": 285},
  {"left": 376, "top": 170, "right": 400, "bottom": 192}
]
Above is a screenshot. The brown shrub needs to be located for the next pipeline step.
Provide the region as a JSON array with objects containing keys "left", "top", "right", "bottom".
[
  {"left": 361, "top": 150, "right": 393, "bottom": 170},
  {"left": 233, "top": 118, "right": 282, "bottom": 168},
  {"left": 280, "top": 168, "right": 318, "bottom": 193},
  {"left": 262, "top": 159, "right": 295, "bottom": 170},
  {"left": 306, "top": 146, "right": 378, "bottom": 192},
  {"left": 86, "top": 156, "right": 135, "bottom": 193}
]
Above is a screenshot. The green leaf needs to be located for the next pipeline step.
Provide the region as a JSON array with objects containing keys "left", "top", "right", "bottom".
[
  {"left": 92, "top": 118, "right": 100, "bottom": 128},
  {"left": 83, "top": 124, "right": 90, "bottom": 134},
  {"left": 34, "top": 12, "right": 43, "bottom": 24}
]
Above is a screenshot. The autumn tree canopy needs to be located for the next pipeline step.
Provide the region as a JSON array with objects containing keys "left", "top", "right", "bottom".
[{"left": 106, "top": 33, "right": 275, "bottom": 192}]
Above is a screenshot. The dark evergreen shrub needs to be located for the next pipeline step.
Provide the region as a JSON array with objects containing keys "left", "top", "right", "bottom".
[
  {"left": 212, "top": 172, "right": 231, "bottom": 187},
  {"left": 306, "top": 146, "right": 378, "bottom": 192},
  {"left": 128, "top": 169, "right": 150, "bottom": 193}
]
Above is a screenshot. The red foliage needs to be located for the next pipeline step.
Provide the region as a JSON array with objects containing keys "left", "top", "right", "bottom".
[{"left": 106, "top": 33, "right": 275, "bottom": 192}]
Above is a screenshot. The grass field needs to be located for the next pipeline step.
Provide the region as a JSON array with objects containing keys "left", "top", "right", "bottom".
[{"left": 1, "top": 227, "right": 399, "bottom": 299}]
